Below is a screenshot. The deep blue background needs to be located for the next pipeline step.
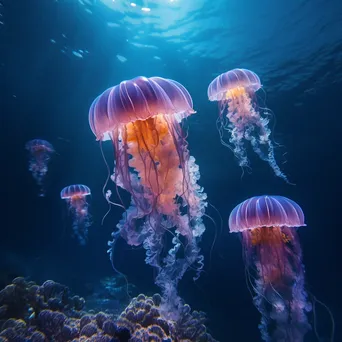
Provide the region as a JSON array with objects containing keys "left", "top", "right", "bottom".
[{"left": 2, "top": 0, "right": 341, "bottom": 340}]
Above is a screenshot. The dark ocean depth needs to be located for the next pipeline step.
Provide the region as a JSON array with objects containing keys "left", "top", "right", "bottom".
[{"left": 2, "top": 0, "right": 341, "bottom": 341}]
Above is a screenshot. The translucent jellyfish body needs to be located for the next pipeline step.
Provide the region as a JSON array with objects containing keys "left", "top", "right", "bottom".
[
  {"left": 25, "top": 139, "right": 55, "bottom": 196},
  {"left": 89, "top": 76, "right": 207, "bottom": 316},
  {"left": 60, "top": 184, "right": 92, "bottom": 245},
  {"left": 229, "top": 195, "right": 311, "bottom": 341},
  {"left": 208, "top": 69, "right": 288, "bottom": 182}
]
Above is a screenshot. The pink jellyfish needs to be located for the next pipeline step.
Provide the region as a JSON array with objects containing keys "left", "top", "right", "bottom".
[
  {"left": 60, "top": 184, "right": 92, "bottom": 245},
  {"left": 229, "top": 195, "right": 311, "bottom": 341},
  {"left": 208, "top": 69, "right": 288, "bottom": 182},
  {"left": 25, "top": 139, "right": 55, "bottom": 196},
  {"left": 89, "top": 76, "right": 207, "bottom": 316}
]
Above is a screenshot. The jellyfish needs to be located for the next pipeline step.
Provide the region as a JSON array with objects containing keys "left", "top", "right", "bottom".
[
  {"left": 89, "top": 76, "right": 207, "bottom": 317},
  {"left": 60, "top": 184, "right": 92, "bottom": 245},
  {"left": 25, "top": 139, "right": 55, "bottom": 196},
  {"left": 229, "top": 195, "right": 311, "bottom": 341},
  {"left": 208, "top": 68, "right": 288, "bottom": 182}
]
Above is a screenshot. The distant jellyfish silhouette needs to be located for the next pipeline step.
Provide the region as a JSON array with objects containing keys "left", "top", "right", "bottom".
[
  {"left": 60, "top": 184, "right": 92, "bottom": 245},
  {"left": 25, "top": 139, "right": 55, "bottom": 196},
  {"left": 208, "top": 69, "right": 288, "bottom": 182},
  {"left": 229, "top": 195, "right": 311, "bottom": 341},
  {"left": 89, "top": 76, "right": 207, "bottom": 317}
]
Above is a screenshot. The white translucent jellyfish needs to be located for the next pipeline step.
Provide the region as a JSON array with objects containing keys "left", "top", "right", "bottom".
[{"left": 208, "top": 68, "right": 288, "bottom": 182}]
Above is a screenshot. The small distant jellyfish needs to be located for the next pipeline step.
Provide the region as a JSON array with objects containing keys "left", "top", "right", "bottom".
[
  {"left": 89, "top": 76, "right": 207, "bottom": 317},
  {"left": 60, "top": 184, "right": 92, "bottom": 245},
  {"left": 25, "top": 139, "right": 54, "bottom": 196},
  {"left": 208, "top": 68, "right": 288, "bottom": 182},
  {"left": 229, "top": 195, "right": 311, "bottom": 341}
]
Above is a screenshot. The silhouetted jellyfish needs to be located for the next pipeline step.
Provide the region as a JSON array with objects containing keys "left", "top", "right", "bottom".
[
  {"left": 229, "top": 195, "right": 311, "bottom": 341},
  {"left": 89, "top": 76, "right": 207, "bottom": 317},
  {"left": 60, "top": 184, "right": 92, "bottom": 245},
  {"left": 208, "top": 69, "right": 288, "bottom": 182},
  {"left": 25, "top": 139, "right": 54, "bottom": 196}
]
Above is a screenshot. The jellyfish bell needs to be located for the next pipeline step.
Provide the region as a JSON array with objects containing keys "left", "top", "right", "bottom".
[
  {"left": 229, "top": 195, "right": 306, "bottom": 279},
  {"left": 229, "top": 195, "right": 311, "bottom": 341},
  {"left": 60, "top": 184, "right": 91, "bottom": 202},
  {"left": 208, "top": 68, "right": 261, "bottom": 102},
  {"left": 25, "top": 139, "right": 55, "bottom": 153},
  {"left": 208, "top": 69, "right": 289, "bottom": 182},
  {"left": 60, "top": 184, "right": 92, "bottom": 245},
  {"left": 89, "top": 76, "right": 195, "bottom": 141}
]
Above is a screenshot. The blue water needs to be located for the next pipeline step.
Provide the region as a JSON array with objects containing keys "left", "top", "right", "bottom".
[{"left": 1, "top": 0, "right": 341, "bottom": 341}]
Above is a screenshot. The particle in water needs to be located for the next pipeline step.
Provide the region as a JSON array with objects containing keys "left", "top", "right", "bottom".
[
  {"left": 72, "top": 51, "right": 83, "bottom": 58},
  {"left": 116, "top": 55, "right": 127, "bottom": 62}
]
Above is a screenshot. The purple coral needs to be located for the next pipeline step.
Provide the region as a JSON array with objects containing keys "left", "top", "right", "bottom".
[
  {"left": 117, "top": 294, "right": 216, "bottom": 341},
  {"left": 0, "top": 278, "right": 85, "bottom": 323},
  {"left": 80, "top": 314, "right": 92, "bottom": 329},
  {"left": 102, "top": 320, "right": 117, "bottom": 336},
  {"left": 0, "top": 318, "right": 46, "bottom": 342},
  {"left": 59, "top": 324, "right": 79, "bottom": 340},
  {"left": 30, "top": 331, "right": 47, "bottom": 342},
  {"left": 80, "top": 322, "right": 98, "bottom": 337},
  {"left": 0, "top": 279, "right": 216, "bottom": 342},
  {"left": 38, "top": 310, "right": 66, "bottom": 337}
]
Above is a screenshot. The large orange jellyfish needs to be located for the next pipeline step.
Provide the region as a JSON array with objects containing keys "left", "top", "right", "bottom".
[
  {"left": 229, "top": 195, "right": 311, "bottom": 341},
  {"left": 208, "top": 68, "right": 288, "bottom": 182},
  {"left": 89, "top": 76, "right": 207, "bottom": 316}
]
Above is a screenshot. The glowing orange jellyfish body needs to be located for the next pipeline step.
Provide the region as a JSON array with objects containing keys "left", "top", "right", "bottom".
[
  {"left": 89, "top": 76, "right": 207, "bottom": 315},
  {"left": 208, "top": 68, "right": 288, "bottom": 182}
]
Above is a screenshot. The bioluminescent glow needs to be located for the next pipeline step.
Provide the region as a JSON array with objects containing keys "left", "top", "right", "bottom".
[
  {"left": 61, "top": 184, "right": 92, "bottom": 245},
  {"left": 229, "top": 195, "right": 311, "bottom": 341},
  {"left": 89, "top": 76, "right": 207, "bottom": 317},
  {"left": 208, "top": 68, "right": 289, "bottom": 182}
]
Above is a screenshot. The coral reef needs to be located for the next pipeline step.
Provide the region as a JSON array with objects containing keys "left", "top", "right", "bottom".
[
  {"left": 0, "top": 277, "right": 85, "bottom": 322},
  {"left": 0, "top": 278, "right": 217, "bottom": 342},
  {"left": 117, "top": 294, "right": 217, "bottom": 342},
  {"left": 0, "top": 311, "right": 129, "bottom": 342}
]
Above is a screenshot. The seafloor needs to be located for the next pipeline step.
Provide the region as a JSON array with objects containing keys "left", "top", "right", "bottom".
[{"left": 0, "top": 277, "right": 217, "bottom": 342}]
